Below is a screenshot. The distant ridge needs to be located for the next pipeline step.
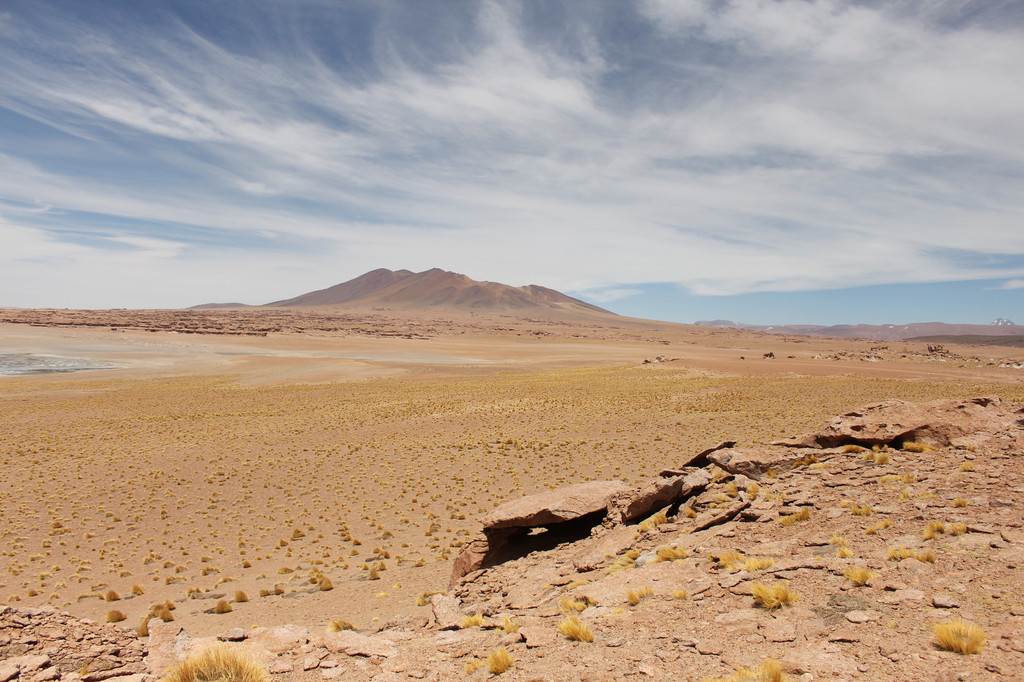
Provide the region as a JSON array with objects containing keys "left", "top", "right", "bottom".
[
  {"left": 695, "top": 319, "right": 1024, "bottom": 341},
  {"left": 261, "top": 268, "right": 616, "bottom": 319}
]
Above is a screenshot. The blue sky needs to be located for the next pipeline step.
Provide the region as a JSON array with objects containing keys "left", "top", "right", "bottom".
[{"left": 1, "top": 0, "right": 1023, "bottom": 325}]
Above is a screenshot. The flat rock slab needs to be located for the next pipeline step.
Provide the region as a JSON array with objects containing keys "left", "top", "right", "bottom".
[
  {"left": 483, "top": 480, "right": 630, "bottom": 530},
  {"left": 324, "top": 630, "right": 397, "bottom": 658}
]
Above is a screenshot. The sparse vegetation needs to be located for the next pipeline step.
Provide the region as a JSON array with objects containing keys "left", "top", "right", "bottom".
[
  {"left": 844, "top": 566, "right": 875, "bottom": 586},
  {"left": 162, "top": 644, "right": 269, "bottom": 682},
  {"left": 486, "top": 645, "right": 514, "bottom": 674},
  {"left": 460, "top": 613, "right": 485, "bottom": 629},
  {"left": 557, "top": 615, "right": 594, "bottom": 642},
  {"left": 751, "top": 581, "right": 800, "bottom": 610},
  {"left": 706, "top": 658, "right": 786, "bottom": 682},
  {"left": 934, "top": 619, "right": 986, "bottom": 655},
  {"left": 327, "top": 619, "right": 355, "bottom": 632}
]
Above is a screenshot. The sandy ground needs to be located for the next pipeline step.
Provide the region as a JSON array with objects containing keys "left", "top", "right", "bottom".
[{"left": 1, "top": 313, "right": 1022, "bottom": 640}]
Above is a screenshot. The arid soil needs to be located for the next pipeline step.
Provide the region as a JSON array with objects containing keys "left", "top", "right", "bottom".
[{"left": 1, "top": 310, "right": 1022, "bottom": 681}]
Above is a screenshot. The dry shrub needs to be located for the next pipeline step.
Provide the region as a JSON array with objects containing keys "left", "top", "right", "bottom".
[
  {"left": 743, "top": 557, "right": 775, "bottom": 571},
  {"left": 606, "top": 549, "right": 639, "bottom": 574},
  {"left": 843, "top": 566, "right": 875, "bottom": 586},
  {"left": 672, "top": 589, "right": 688, "bottom": 600},
  {"left": 707, "top": 658, "right": 786, "bottom": 682},
  {"left": 486, "top": 645, "right": 514, "bottom": 674},
  {"left": 952, "top": 497, "right": 968, "bottom": 508},
  {"left": 638, "top": 510, "right": 668, "bottom": 533},
  {"left": 416, "top": 590, "right": 444, "bottom": 606},
  {"left": 326, "top": 619, "right": 354, "bottom": 632},
  {"left": 318, "top": 577, "right": 333, "bottom": 591},
  {"left": 655, "top": 546, "right": 689, "bottom": 562},
  {"left": 709, "top": 549, "right": 745, "bottom": 570},
  {"left": 843, "top": 444, "right": 866, "bottom": 453},
  {"left": 500, "top": 616, "right": 519, "bottom": 634},
  {"left": 902, "top": 441, "right": 936, "bottom": 453},
  {"left": 557, "top": 615, "right": 594, "bottom": 642},
  {"left": 104, "top": 590, "right": 120, "bottom": 602},
  {"left": 559, "top": 596, "right": 588, "bottom": 613},
  {"left": 234, "top": 590, "right": 248, "bottom": 603},
  {"left": 105, "top": 610, "right": 126, "bottom": 623},
  {"left": 950, "top": 523, "right": 968, "bottom": 536},
  {"left": 934, "top": 619, "right": 986, "bottom": 655},
  {"left": 460, "top": 613, "right": 485, "bottom": 629},
  {"left": 626, "top": 586, "right": 654, "bottom": 606},
  {"left": 751, "top": 582, "right": 800, "bottom": 611},
  {"left": 888, "top": 546, "right": 914, "bottom": 561},
  {"left": 836, "top": 547, "right": 854, "bottom": 559},
  {"left": 162, "top": 644, "right": 270, "bottom": 682},
  {"left": 131, "top": 584, "right": 145, "bottom": 596},
  {"left": 214, "top": 600, "right": 233, "bottom": 614}
]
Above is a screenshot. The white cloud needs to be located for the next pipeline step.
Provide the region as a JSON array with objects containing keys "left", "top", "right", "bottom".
[
  {"left": 993, "top": 279, "right": 1024, "bottom": 290},
  {"left": 0, "top": 1, "right": 1022, "bottom": 307}
]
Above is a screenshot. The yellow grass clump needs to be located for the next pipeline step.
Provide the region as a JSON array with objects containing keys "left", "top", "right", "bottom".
[
  {"left": 105, "top": 610, "right": 126, "bottom": 623},
  {"left": 923, "top": 521, "right": 946, "bottom": 540},
  {"left": 460, "top": 613, "right": 485, "bottom": 629},
  {"left": 626, "top": 586, "right": 654, "bottom": 606},
  {"left": 743, "top": 557, "right": 775, "bottom": 571},
  {"left": 638, "top": 510, "right": 668, "bottom": 533},
  {"left": 486, "top": 645, "right": 514, "bottom": 674},
  {"left": 162, "top": 644, "right": 270, "bottom": 682},
  {"left": 709, "top": 549, "right": 745, "bottom": 570},
  {"left": 606, "top": 550, "right": 639, "bottom": 574},
  {"left": 557, "top": 615, "right": 594, "bottom": 642},
  {"left": 950, "top": 523, "right": 968, "bottom": 536},
  {"left": 672, "top": 589, "right": 688, "bottom": 600},
  {"left": 953, "top": 497, "right": 968, "bottom": 508},
  {"left": 902, "top": 441, "right": 936, "bottom": 452},
  {"left": 465, "top": 659, "right": 484, "bottom": 674},
  {"left": 500, "top": 616, "right": 520, "bottom": 634},
  {"left": 934, "top": 619, "right": 986, "bottom": 655},
  {"left": 836, "top": 547, "right": 854, "bottom": 559},
  {"left": 655, "top": 546, "right": 690, "bottom": 562},
  {"left": 779, "top": 508, "right": 811, "bottom": 526},
  {"left": 751, "top": 582, "right": 800, "bottom": 611},
  {"left": 843, "top": 444, "right": 867, "bottom": 453},
  {"left": 706, "top": 658, "right": 786, "bottom": 682},
  {"left": 843, "top": 566, "right": 875, "bottom": 586},
  {"left": 416, "top": 590, "right": 444, "bottom": 606},
  {"left": 214, "top": 600, "right": 232, "bottom": 614},
  {"left": 234, "top": 590, "right": 248, "bottom": 603},
  {"left": 559, "top": 596, "right": 589, "bottom": 613},
  {"left": 327, "top": 619, "right": 355, "bottom": 632}
]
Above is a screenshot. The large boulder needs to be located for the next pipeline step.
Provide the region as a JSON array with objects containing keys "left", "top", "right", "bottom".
[
  {"left": 450, "top": 480, "right": 628, "bottom": 585},
  {"left": 604, "top": 469, "right": 711, "bottom": 525},
  {"left": 777, "top": 397, "right": 1022, "bottom": 448},
  {"left": 482, "top": 480, "right": 630, "bottom": 530},
  {"left": 707, "top": 446, "right": 816, "bottom": 480}
]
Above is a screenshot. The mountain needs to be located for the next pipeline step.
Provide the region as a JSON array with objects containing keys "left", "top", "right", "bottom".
[
  {"left": 993, "top": 317, "right": 1016, "bottom": 326},
  {"left": 695, "top": 319, "right": 1024, "bottom": 341},
  {"left": 264, "top": 268, "right": 616, "bottom": 318}
]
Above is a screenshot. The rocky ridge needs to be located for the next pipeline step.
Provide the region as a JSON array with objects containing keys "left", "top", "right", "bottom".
[{"left": 3, "top": 397, "right": 1023, "bottom": 681}]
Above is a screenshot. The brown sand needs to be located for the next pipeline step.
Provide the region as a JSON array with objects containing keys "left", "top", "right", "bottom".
[{"left": 1, "top": 311, "right": 1022, "bottom": 640}]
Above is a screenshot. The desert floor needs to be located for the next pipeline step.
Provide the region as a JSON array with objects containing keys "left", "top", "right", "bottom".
[{"left": 1, "top": 312, "right": 1022, "bottom": 639}]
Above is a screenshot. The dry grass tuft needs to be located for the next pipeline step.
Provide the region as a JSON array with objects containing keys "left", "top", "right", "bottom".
[
  {"left": 162, "top": 644, "right": 270, "bottom": 682},
  {"left": 709, "top": 549, "right": 745, "bottom": 570},
  {"left": 779, "top": 508, "right": 811, "bottom": 526},
  {"left": 888, "top": 546, "right": 914, "bottom": 561},
  {"left": 486, "top": 645, "right": 514, "bottom": 674},
  {"left": 318, "top": 576, "right": 333, "bottom": 591},
  {"left": 105, "top": 610, "right": 126, "bottom": 623},
  {"left": 950, "top": 523, "right": 968, "bottom": 536},
  {"left": 559, "top": 596, "right": 589, "bottom": 613},
  {"left": 843, "top": 444, "right": 867, "bottom": 453},
  {"left": 843, "top": 566, "right": 875, "bottom": 586},
  {"left": 836, "top": 547, "right": 854, "bottom": 559},
  {"left": 626, "top": 586, "right": 654, "bottom": 606},
  {"left": 606, "top": 549, "right": 640, "bottom": 574},
  {"left": 464, "top": 659, "right": 484, "bottom": 675},
  {"left": 953, "top": 497, "right": 968, "bottom": 508},
  {"left": 743, "top": 557, "right": 775, "bottom": 571},
  {"left": 706, "top": 657, "right": 786, "bottom": 682},
  {"left": 923, "top": 521, "right": 946, "bottom": 540},
  {"left": 416, "top": 590, "right": 444, "bottom": 606},
  {"left": 959, "top": 461, "right": 973, "bottom": 472},
  {"left": 327, "top": 619, "right": 355, "bottom": 632},
  {"left": 751, "top": 582, "right": 800, "bottom": 611},
  {"left": 500, "top": 616, "right": 519, "bottom": 634},
  {"left": 213, "top": 599, "right": 233, "bottom": 614},
  {"left": 655, "top": 546, "right": 690, "bottom": 562},
  {"left": 233, "top": 590, "right": 248, "bottom": 603},
  {"left": 934, "top": 619, "right": 986, "bottom": 655},
  {"left": 902, "top": 441, "right": 936, "bottom": 452},
  {"left": 460, "top": 613, "right": 485, "bottom": 629},
  {"left": 104, "top": 590, "right": 120, "bottom": 602},
  {"left": 557, "top": 615, "right": 594, "bottom": 642},
  {"left": 638, "top": 510, "right": 668, "bottom": 533},
  {"left": 672, "top": 589, "right": 688, "bottom": 600}
]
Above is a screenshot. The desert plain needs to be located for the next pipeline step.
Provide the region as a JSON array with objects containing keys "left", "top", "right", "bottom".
[{"left": 1, "top": 308, "right": 1023, "bottom": 680}]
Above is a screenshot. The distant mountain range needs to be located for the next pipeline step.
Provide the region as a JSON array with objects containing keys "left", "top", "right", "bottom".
[
  {"left": 695, "top": 319, "right": 1023, "bottom": 342},
  {"left": 193, "top": 268, "right": 615, "bottom": 319}
]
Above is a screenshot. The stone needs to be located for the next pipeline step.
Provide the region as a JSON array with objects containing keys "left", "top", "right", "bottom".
[
  {"left": 483, "top": 480, "right": 631, "bottom": 530},
  {"left": 0, "top": 663, "right": 19, "bottom": 682},
  {"left": 498, "top": 632, "right": 524, "bottom": 647},
  {"left": 520, "top": 625, "right": 557, "bottom": 649},
  {"left": 707, "top": 447, "right": 817, "bottom": 480},
  {"left": 570, "top": 525, "right": 636, "bottom": 571},
  {"left": 778, "top": 397, "right": 1020, "bottom": 448},
  {"left": 604, "top": 469, "right": 711, "bottom": 525},
  {"left": 145, "top": 619, "right": 188, "bottom": 676},
  {"left": 301, "top": 656, "right": 321, "bottom": 671},
  {"left": 323, "top": 630, "right": 397, "bottom": 658},
  {"left": 248, "top": 624, "right": 309, "bottom": 655},
  {"left": 218, "top": 628, "right": 246, "bottom": 641},
  {"left": 430, "top": 594, "right": 463, "bottom": 630},
  {"left": 268, "top": 659, "right": 294, "bottom": 675},
  {"left": 932, "top": 594, "right": 960, "bottom": 608},
  {"left": 845, "top": 610, "right": 881, "bottom": 623},
  {"left": 763, "top": 620, "right": 797, "bottom": 642}
]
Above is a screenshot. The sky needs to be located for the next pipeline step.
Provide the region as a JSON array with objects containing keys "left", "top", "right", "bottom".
[{"left": 1, "top": 0, "right": 1023, "bottom": 325}]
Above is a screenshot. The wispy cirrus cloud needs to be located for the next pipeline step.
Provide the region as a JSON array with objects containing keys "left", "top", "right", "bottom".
[{"left": 0, "top": 0, "right": 1022, "bottom": 311}]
